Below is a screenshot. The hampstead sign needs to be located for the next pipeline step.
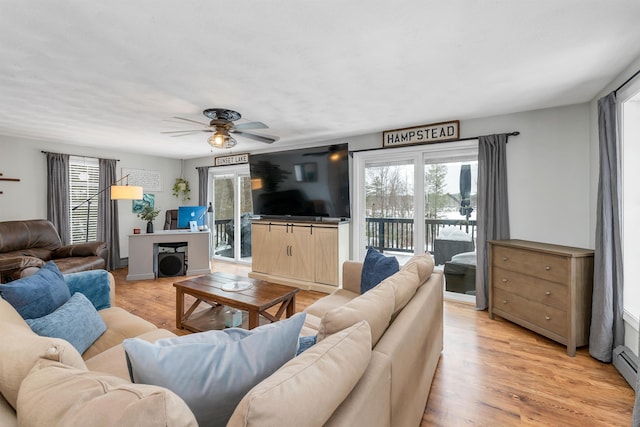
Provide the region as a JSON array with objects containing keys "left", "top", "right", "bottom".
[
  {"left": 214, "top": 153, "right": 249, "bottom": 166},
  {"left": 383, "top": 120, "right": 460, "bottom": 148}
]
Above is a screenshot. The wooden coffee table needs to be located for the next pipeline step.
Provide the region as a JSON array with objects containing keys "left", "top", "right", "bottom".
[{"left": 173, "top": 272, "right": 299, "bottom": 332}]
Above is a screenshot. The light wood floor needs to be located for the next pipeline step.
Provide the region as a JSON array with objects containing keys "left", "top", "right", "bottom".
[{"left": 112, "top": 261, "right": 635, "bottom": 426}]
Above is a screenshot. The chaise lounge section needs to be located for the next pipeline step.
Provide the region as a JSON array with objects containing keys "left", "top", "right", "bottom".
[{"left": 0, "top": 253, "right": 443, "bottom": 426}]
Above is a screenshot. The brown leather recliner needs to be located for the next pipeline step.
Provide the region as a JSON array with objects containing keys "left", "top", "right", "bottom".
[{"left": 0, "top": 219, "right": 108, "bottom": 282}]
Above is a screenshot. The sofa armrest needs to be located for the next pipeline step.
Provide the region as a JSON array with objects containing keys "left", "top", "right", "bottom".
[
  {"left": 53, "top": 241, "right": 108, "bottom": 260},
  {"left": 342, "top": 261, "right": 363, "bottom": 294}
]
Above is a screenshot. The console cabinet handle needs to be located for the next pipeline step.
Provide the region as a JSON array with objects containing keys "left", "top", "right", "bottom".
[{"left": 544, "top": 265, "right": 551, "bottom": 271}]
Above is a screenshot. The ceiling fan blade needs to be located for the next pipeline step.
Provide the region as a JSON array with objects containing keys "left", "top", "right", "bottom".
[
  {"left": 161, "top": 129, "right": 211, "bottom": 134},
  {"left": 171, "top": 117, "right": 210, "bottom": 126},
  {"left": 233, "top": 130, "right": 279, "bottom": 144},
  {"left": 234, "top": 122, "right": 268, "bottom": 131},
  {"left": 164, "top": 130, "right": 212, "bottom": 137}
]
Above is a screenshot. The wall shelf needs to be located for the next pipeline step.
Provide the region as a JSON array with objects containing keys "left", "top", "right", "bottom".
[{"left": 0, "top": 173, "right": 20, "bottom": 194}]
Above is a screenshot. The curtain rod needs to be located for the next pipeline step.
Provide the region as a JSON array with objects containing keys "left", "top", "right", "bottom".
[
  {"left": 348, "top": 131, "right": 520, "bottom": 154},
  {"left": 41, "top": 150, "right": 120, "bottom": 162},
  {"left": 614, "top": 68, "right": 640, "bottom": 94}
]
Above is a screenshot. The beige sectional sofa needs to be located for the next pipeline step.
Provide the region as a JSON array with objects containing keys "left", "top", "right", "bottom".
[{"left": 0, "top": 253, "right": 443, "bottom": 427}]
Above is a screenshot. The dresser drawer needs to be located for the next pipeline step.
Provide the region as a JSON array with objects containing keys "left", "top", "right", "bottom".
[
  {"left": 492, "top": 246, "right": 568, "bottom": 283},
  {"left": 493, "top": 288, "right": 567, "bottom": 337},
  {"left": 492, "top": 267, "right": 568, "bottom": 310}
]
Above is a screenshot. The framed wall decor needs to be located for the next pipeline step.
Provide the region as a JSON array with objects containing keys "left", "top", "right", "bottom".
[{"left": 132, "top": 193, "right": 155, "bottom": 213}]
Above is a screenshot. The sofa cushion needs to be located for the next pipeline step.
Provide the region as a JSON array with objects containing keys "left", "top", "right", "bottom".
[
  {"left": 123, "top": 312, "right": 306, "bottom": 427},
  {"left": 0, "top": 321, "right": 86, "bottom": 409},
  {"left": 16, "top": 358, "right": 197, "bottom": 427},
  {"left": 305, "top": 288, "right": 359, "bottom": 319},
  {"left": 26, "top": 293, "right": 107, "bottom": 354},
  {"left": 400, "top": 253, "right": 435, "bottom": 285},
  {"left": 228, "top": 321, "right": 372, "bottom": 427},
  {"left": 82, "top": 307, "right": 159, "bottom": 360},
  {"left": 85, "top": 329, "right": 178, "bottom": 381},
  {"left": 361, "top": 248, "right": 399, "bottom": 293},
  {"left": 0, "top": 261, "right": 70, "bottom": 319},
  {"left": 317, "top": 282, "right": 395, "bottom": 346},
  {"left": 64, "top": 269, "right": 111, "bottom": 310}
]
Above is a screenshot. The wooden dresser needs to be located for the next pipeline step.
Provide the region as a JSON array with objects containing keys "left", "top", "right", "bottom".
[{"left": 488, "top": 240, "right": 594, "bottom": 356}]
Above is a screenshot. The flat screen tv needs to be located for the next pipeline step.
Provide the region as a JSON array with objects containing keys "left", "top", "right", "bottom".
[
  {"left": 249, "top": 143, "right": 350, "bottom": 220},
  {"left": 177, "top": 205, "right": 207, "bottom": 228}
]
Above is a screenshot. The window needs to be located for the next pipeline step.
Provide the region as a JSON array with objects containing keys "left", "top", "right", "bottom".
[
  {"left": 619, "top": 79, "right": 640, "bottom": 349},
  {"left": 69, "top": 156, "right": 100, "bottom": 243}
]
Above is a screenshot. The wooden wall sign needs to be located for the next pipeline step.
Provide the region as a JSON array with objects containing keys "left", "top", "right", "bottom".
[
  {"left": 215, "top": 153, "right": 249, "bottom": 166},
  {"left": 383, "top": 120, "right": 460, "bottom": 148}
]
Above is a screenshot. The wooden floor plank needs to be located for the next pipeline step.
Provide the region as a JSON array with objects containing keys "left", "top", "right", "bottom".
[{"left": 111, "top": 262, "right": 635, "bottom": 426}]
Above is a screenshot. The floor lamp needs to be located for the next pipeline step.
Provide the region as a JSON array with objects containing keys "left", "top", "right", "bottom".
[{"left": 72, "top": 174, "right": 143, "bottom": 242}]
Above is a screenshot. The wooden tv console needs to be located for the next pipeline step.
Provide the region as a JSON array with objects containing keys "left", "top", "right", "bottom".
[{"left": 249, "top": 219, "right": 350, "bottom": 293}]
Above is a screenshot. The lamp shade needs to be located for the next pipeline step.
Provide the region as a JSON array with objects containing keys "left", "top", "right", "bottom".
[{"left": 111, "top": 185, "right": 143, "bottom": 200}]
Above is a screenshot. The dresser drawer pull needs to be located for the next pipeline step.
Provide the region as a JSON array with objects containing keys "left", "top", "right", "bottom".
[
  {"left": 544, "top": 291, "right": 551, "bottom": 296},
  {"left": 544, "top": 265, "right": 551, "bottom": 271},
  {"left": 545, "top": 316, "right": 551, "bottom": 321},
  {"left": 502, "top": 278, "right": 508, "bottom": 283},
  {"left": 502, "top": 257, "right": 509, "bottom": 261},
  {"left": 502, "top": 300, "right": 508, "bottom": 304}
]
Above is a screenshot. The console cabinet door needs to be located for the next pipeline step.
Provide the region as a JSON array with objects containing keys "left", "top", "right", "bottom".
[
  {"left": 288, "top": 225, "right": 315, "bottom": 282},
  {"left": 314, "top": 226, "right": 339, "bottom": 286},
  {"left": 250, "top": 222, "right": 275, "bottom": 274}
]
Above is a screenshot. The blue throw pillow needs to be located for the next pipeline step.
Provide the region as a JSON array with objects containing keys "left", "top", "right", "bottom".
[
  {"left": 296, "top": 334, "right": 317, "bottom": 356},
  {"left": 26, "top": 292, "right": 107, "bottom": 354},
  {"left": 360, "top": 247, "right": 400, "bottom": 293},
  {"left": 123, "top": 312, "right": 306, "bottom": 427},
  {"left": 64, "top": 270, "right": 111, "bottom": 311},
  {"left": 0, "top": 261, "right": 70, "bottom": 319}
]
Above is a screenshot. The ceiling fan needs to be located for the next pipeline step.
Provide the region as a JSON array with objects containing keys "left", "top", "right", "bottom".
[{"left": 162, "top": 108, "right": 279, "bottom": 149}]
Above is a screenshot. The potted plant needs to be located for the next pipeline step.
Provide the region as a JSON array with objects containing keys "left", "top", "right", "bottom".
[
  {"left": 137, "top": 204, "right": 160, "bottom": 233},
  {"left": 172, "top": 178, "right": 191, "bottom": 202}
]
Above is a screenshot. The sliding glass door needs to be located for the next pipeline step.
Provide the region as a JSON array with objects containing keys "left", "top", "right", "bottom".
[
  {"left": 353, "top": 140, "right": 478, "bottom": 302},
  {"left": 210, "top": 165, "right": 252, "bottom": 264}
]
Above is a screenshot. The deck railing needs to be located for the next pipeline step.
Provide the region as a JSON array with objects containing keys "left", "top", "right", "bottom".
[
  {"left": 214, "top": 217, "right": 476, "bottom": 256},
  {"left": 365, "top": 217, "right": 476, "bottom": 253}
]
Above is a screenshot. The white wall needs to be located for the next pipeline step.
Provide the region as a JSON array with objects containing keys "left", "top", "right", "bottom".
[
  {"left": 347, "top": 104, "right": 593, "bottom": 249},
  {"left": 0, "top": 136, "right": 183, "bottom": 258}
]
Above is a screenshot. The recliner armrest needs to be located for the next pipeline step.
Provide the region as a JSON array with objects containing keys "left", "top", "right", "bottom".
[
  {"left": 53, "top": 241, "right": 108, "bottom": 260},
  {"left": 0, "top": 256, "right": 45, "bottom": 282}
]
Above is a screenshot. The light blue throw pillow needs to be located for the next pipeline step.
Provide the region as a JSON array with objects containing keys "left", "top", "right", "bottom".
[
  {"left": 64, "top": 269, "right": 111, "bottom": 310},
  {"left": 360, "top": 247, "right": 400, "bottom": 293},
  {"left": 26, "top": 292, "right": 107, "bottom": 354},
  {"left": 123, "top": 312, "right": 306, "bottom": 427},
  {"left": 0, "top": 261, "right": 70, "bottom": 319}
]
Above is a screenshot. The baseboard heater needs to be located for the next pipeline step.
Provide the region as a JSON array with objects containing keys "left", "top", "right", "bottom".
[{"left": 613, "top": 345, "right": 638, "bottom": 391}]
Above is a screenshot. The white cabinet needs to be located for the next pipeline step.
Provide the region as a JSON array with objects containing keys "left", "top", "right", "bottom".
[{"left": 249, "top": 220, "right": 349, "bottom": 293}]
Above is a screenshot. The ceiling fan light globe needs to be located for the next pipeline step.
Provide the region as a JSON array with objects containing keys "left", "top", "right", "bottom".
[{"left": 207, "top": 134, "right": 236, "bottom": 149}]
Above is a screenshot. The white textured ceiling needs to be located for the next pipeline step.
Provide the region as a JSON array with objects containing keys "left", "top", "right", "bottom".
[{"left": 1, "top": 1, "right": 639, "bottom": 159}]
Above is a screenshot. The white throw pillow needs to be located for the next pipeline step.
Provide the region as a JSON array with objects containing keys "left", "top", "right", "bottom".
[{"left": 123, "top": 312, "right": 306, "bottom": 427}]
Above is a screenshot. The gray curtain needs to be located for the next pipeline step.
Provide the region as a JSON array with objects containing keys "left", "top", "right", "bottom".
[
  {"left": 590, "top": 92, "right": 624, "bottom": 362},
  {"left": 97, "top": 158, "right": 120, "bottom": 270},
  {"left": 475, "top": 134, "right": 511, "bottom": 310},
  {"left": 46, "top": 152, "right": 70, "bottom": 245},
  {"left": 197, "top": 166, "right": 209, "bottom": 206}
]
